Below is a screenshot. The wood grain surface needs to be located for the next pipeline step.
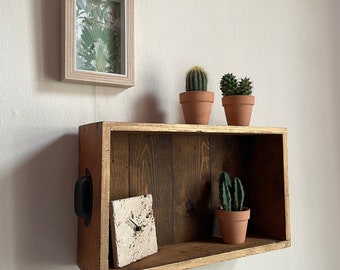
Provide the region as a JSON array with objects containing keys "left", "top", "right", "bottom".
[{"left": 78, "top": 122, "right": 290, "bottom": 270}]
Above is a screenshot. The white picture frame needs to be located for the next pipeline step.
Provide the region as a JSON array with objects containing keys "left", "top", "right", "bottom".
[{"left": 61, "top": 0, "right": 134, "bottom": 88}]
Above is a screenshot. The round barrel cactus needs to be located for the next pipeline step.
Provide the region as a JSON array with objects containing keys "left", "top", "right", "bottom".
[
  {"left": 186, "top": 66, "right": 208, "bottom": 91},
  {"left": 220, "top": 73, "right": 253, "bottom": 96}
]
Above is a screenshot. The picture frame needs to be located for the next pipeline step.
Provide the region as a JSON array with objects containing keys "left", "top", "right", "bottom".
[{"left": 61, "top": 0, "right": 134, "bottom": 88}]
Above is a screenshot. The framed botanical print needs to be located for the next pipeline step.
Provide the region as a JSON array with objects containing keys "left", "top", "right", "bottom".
[{"left": 61, "top": 0, "right": 134, "bottom": 88}]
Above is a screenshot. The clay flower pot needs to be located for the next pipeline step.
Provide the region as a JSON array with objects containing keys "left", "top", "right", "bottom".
[
  {"left": 215, "top": 207, "right": 250, "bottom": 244},
  {"left": 180, "top": 91, "right": 214, "bottom": 124},
  {"left": 222, "top": 95, "right": 255, "bottom": 126}
]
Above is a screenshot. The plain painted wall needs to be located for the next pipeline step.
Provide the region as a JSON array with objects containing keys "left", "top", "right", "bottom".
[{"left": 1, "top": 0, "right": 340, "bottom": 269}]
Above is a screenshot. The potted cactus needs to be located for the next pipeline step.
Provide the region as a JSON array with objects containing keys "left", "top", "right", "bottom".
[
  {"left": 179, "top": 66, "right": 214, "bottom": 124},
  {"left": 220, "top": 73, "right": 254, "bottom": 126},
  {"left": 215, "top": 171, "right": 250, "bottom": 244}
]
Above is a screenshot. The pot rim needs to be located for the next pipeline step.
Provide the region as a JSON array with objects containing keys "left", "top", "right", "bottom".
[
  {"left": 222, "top": 95, "right": 255, "bottom": 106},
  {"left": 215, "top": 207, "right": 251, "bottom": 221},
  {"left": 180, "top": 91, "right": 215, "bottom": 103},
  {"left": 216, "top": 206, "right": 250, "bottom": 212}
]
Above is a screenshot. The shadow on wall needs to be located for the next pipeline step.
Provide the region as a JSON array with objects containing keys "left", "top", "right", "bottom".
[
  {"left": 10, "top": 135, "right": 78, "bottom": 269},
  {"left": 36, "top": 0, "right": 128, "bottom": 94},
  {"left": 331, "top": 1, "right": 340, "bottom": 119},
  {"left": 132, "top": 93, "right": 166, "bottom": 123},
  {"left": 39, "top": 0, "right": 61, "bottom": 82}
]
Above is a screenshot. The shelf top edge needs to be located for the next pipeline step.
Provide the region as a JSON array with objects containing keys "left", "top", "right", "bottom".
[{"left": 80, "top": 122, "right": 287, "bottom": 135}]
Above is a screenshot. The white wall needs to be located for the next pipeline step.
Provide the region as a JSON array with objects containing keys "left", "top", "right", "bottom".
[{"left": 1, "top": 0, "right": 339, "bottom": 269}]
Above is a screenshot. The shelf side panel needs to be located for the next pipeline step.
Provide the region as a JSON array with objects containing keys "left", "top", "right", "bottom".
[
  {"left": 172, "top": 134, "right": 213, "bottom": 243},
  {"left": 78, "top": 123, "right": 107, "bottom": 270},
  {"left": 129, "top": 134, "right": 174, "bottom": 246},
  {"left": 109, "top": 133, "right": 130, "bottom": 268},
  {"left": 247, "top": 135, "right": 287, "bottom": 240}
]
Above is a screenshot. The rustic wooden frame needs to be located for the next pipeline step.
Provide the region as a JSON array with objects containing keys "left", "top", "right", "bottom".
[{"left": 61, "top": 0, "right": 134, "bottom": 88}]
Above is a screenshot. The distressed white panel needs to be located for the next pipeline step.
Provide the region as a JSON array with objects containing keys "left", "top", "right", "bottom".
[{"left": 110, "top": 195, "right": 158, "bottom": 268}]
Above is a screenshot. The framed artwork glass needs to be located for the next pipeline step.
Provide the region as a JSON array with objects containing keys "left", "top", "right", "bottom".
[{"left": 61, "top": 0, "right": 134, "bottom": 88}]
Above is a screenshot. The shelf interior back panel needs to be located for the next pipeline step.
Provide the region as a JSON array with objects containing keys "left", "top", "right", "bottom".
[{"left": 109, "top": 132, "right": 288, "bottom": 247}]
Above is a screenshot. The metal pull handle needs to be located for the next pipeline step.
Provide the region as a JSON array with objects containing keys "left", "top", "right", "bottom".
[{"left": 74, "top": 168, "right": 92, "bottom": 226}]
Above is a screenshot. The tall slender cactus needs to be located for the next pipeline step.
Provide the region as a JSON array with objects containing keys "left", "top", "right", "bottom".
[{"left": 219, "top": 172, "right": 245, "bottom": 211}]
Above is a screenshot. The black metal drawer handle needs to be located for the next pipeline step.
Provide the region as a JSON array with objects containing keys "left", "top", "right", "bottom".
[{"left": 74, "top": 168, "right": 92, "bottom": 226}]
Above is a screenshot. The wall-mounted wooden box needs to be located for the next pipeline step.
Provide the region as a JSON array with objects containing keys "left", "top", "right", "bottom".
[{"left": 77, "top": 122, "right": 290, "bottom": 270}]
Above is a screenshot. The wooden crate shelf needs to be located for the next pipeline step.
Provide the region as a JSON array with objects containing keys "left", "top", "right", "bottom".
[{"left": 77, "top": 122, "right": 290, "bottom": 270}]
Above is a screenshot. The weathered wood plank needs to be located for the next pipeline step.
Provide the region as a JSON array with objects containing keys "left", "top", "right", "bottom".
[
  {"left": 209, "top": 136, "right": 225, "bottom": 210},
  {"left": 78, "top": 122, "right": 109, "bottom": 270},
  {"left": 113, "top": 237, "right": 290, "bottom": 270},
  {"left": 172, "top": 134, "right": 212, "bottom": 243},
  {"left": 129, "top": 134, "right": 173, "bottom": 245},
  {"left": 104, "top": 122, "right": 287, "bottom": 135},
  {"left": 110, "top": 133, "right": 129, "bottom": 200},
  {"left": 109, "top": 133, "right": 130, "bottom": 268},
  {"left": 246, "top": 134, "right": 287, "bottom": 240}
]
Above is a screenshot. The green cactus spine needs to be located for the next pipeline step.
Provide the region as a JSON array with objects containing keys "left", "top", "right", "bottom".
[
  {"left": 233, "top": 177, "right": 245, "bottom": 211},
  {"left": 186, "top": 66, "right": 208, "bottom": 91},
  {"left": 220, "top": 73, "right": 253, "bottom": 96},
  {"left": 238, "top": 77, "right": 253, "bottom": 95},
  {"left": 220, "top": 73, "right": 238, "bottom": 96},
  {"left": 219, "top": 171, "right": 232, "bottom": 211},
  {"left": 219, "top": 172, "right": 245, "bottom": 211}
]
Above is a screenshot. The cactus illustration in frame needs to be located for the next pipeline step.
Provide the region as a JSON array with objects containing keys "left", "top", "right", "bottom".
[{"left": 76, "top": 0, "right": 123, "bottom": 74}]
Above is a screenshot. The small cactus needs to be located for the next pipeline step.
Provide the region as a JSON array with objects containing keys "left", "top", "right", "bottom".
[
  {"left": 238, "top": 77, "right": 253, "bottom": 95},
  {"left": 220, "top": 73, "right": 238, "bottom": 96},
  {"left": 218, "top": 171, "right": 245, "bottom": 211},
  {"left": 186, "top": 66, "right": 208, "bottom": 91},
  {"left": 220, "top": 73, "right": 253, "bottom": 96}
]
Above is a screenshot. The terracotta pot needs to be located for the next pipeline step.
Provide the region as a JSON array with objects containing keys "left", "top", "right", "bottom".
[
  {"left": 222, "top": 95, "right": 255, "bottom": 126},
  {"left": 179, "top": 91, "right": 214, "bottom": 124},
  {"left": 215, "top": 207, "right": 250, "bottom": 244}
]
